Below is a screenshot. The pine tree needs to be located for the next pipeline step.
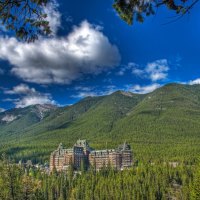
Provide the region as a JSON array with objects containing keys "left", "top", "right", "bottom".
[{"left": 191, "top": 162, "right": 200, "bottom": 200}]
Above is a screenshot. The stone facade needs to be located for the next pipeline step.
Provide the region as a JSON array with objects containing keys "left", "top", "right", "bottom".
[
  {"left": 50, "top": 139, "right": 133, "bottom": 171},
  {"left": 89, "top": 143, "right": 133, "bottom": 170}
]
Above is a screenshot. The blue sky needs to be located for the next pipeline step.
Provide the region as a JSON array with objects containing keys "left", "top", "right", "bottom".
[{"left": 0, "top": 0, "right": 200, "bottom": 110}]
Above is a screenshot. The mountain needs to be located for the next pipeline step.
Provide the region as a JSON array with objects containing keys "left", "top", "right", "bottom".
[
  {"left": 0, "top": 104, "right": 57, "bottom": 142},
  {"left": 1, "top": 83, "right": 200, "bottom": 163},
  {"left": 0, "top": 104, "right": 57, "bottom": 123}
]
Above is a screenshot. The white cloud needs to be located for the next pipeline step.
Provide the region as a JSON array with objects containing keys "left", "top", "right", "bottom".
[
  {"left": 130, "top": 83, "right": 161, "bottom": 94},
  {"left": 4, "top": 84, "right": 56, "bottom": 108},
  {"left": 116, "top": 62, "right": 138, "bottom": 76},
  {"left": 71, "top": 91, "right": 98, "bottom": 98},
  {"left": 15, "top": 95, "right": 55, "bottom": 108},
  {"left": 132, "top": 68, "right": 144, "bottom": 77},
  {"left": 146, "top": 59, "right": 169, "bottom": 81},
  {"left": 0, "top": 108, "right": 5, "bottom": 113},
  {"left": 132, "top": 59, "right": 169, "bottom": 81},
  {"left": 72, "top": 82, "right": 161, "bottom": 98},
  {"left": 189, "top": 78, "right": 200, "bottom": 85},
  {"left": 74, "top": 86, "right": 94, "bottom": 92},
  {"left": 0, "top": 21, "right": 120, "bottom": 85},
  {"left": 5, "top": 84, "right": 36, "bottom": 95},
  {"left": 72, "top": 85, "right": 118, "bottom": 98},
  {"left": 44, "top": 0, "right": 61, "bottom": 36},
  {"left": 116, "top": 70, "right": 125, "bottom": 76}
]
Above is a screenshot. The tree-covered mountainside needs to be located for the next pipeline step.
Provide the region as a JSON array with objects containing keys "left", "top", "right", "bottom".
[
  {"left": 1, "top": 83, "right": 200, "bottom": 163},
  {"left": 0, "top": 104, "right": 57, "bottom": 141}
]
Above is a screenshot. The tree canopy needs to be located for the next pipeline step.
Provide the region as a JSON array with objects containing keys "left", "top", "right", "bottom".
[
  {"left": 0, "top": 156, "right": 198, "bottom": 200},
  {"left": 0, "top": 0, "right": 51, "bottom": 41},
  {"left": 113, "top": 0, "right": 199, "bottom": 25},
  {"left": 0, "top": 0, "right": 199, "bottom": 41}
]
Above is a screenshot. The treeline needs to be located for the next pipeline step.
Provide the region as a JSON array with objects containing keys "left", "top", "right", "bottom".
[{"left": 0, "top": 157, "right": 200, "bottom": 200}]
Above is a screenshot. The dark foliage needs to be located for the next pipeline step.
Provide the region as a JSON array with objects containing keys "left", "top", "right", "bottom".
[
  {"left": 113, "top": 0, "right": 199, "bottom": 25},
  {"left": 0, "top": 0, "right": 51, "bottom": 41}
]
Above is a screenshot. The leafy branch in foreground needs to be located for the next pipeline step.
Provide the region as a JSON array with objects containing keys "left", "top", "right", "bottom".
[
  {"left": 0, "top": 0, "right": 51, "bottom": 42},
  {"left": 113, "top": 0, "right": 199, "bottom": 25}
]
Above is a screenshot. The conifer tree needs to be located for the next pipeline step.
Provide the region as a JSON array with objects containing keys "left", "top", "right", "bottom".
[{"left": 191, "top": 161, "right": 200, "bottom": 200}]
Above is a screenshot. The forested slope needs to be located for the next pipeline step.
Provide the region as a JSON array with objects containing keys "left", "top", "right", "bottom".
[{"left": 0, "top": 83, "right": 200, "bottom": 163}]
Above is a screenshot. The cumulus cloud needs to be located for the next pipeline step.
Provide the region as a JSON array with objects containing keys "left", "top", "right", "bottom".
[
  {"left": 132, "top": 59, "right": 169, "bottom": 81},
  {"left": 146, "top": 59, "right": 169, "bottom": 81},
  {"left": 0, "top": 21, "right": 120, "bottom": 85},
  {"left": 189, "top": 78, "right": 200, "bottom": 85},
  {"left": 130, "top": 83, "right": 161, "bottom": 94},
  {"left": 5, "top": 84, "right": 36, "bottom": 95},
  {"left": 117, "top": 59, "right": 169, "bottom": 81},
  {"left": 4, "top": 84, "right": 56, "bottom": 108}
]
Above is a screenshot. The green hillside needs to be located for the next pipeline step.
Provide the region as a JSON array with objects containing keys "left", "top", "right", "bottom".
[
  {"left": 1, "top": 83, "right": 200, "bottom": 163},
  {"left": 110, "top": 83, "right": 200, "bottom": 161},
  {"left": 0, "top": 104, "right": 57, "bottom": 142}
]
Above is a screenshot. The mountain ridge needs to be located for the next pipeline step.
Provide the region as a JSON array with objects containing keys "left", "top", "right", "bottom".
[{"left": 1, "top": 83, "right": 200, "bottom": 163}]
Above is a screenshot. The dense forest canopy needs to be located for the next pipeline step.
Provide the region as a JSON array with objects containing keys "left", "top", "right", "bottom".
[{"left": 0, "top": 155, "right": 200, "bottom": 200}]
